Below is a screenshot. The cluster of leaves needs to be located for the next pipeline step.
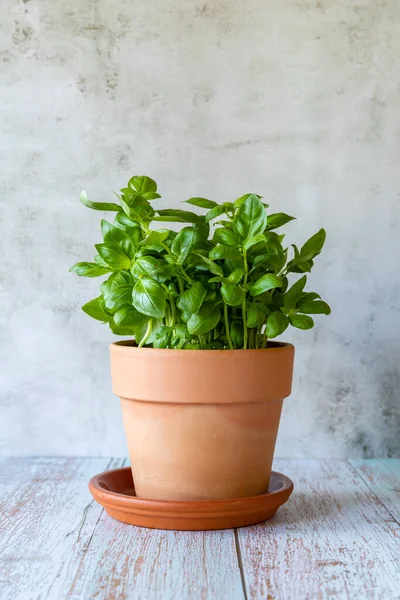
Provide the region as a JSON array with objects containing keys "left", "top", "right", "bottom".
[{"left": 70, "top": 176, "right": 330, "bottom": 349}]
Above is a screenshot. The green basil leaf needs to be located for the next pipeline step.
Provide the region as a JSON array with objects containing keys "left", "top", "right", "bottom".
[
  {"left": 193, "top": 222, "right": 210, "bottom": 244},
  {"left": 289, "top": 314, "right": 314, "bottom": 329},
  {"left": 176, "top": 323, "right": 189, "bottom": 339},
  {"left": 221, "top": 283, "right": 245, "bottom": 306},
  {"left": 227, "top": 268, "right": 245, "bottom": 284},
  {"left": 252, "top": 290, "right": 273, "bottom": 306},
  {"left": 172, "top": 223, "right": 210, "bottom": 258},
  {"left": 266, "top": 311, "right": 289, "bottom": 338},
  {"left": 225, "top": 250, "right": 244, "bottom": 272},
  {"left": 138, "top": 230, "right": 169, "bottom": 247},
  {"left": 128, "top": 175, "right": 157, "bottom": 195},
  {"left": 171, "top": 227, "right": 198, "bottom": 263},
  {"left": 132, "top": 278, "right": 167, "bottom": 318},
  {"left": 94, "top": 254, "right": 110, "bottom": 268},
  {"left": 204, "top": 288, "right": 217, "bottom": 302},
  {"left": 153, "top": 325, "right": 172, "bottom": 348},
  {"left": 133, "top": 320, "right": 150, "bottom": 345},
  {"left": 109, "top": 320, "right": 136, "bottom": 336},
  {"left": 250, "top": 274, "right": 282, "bottom": 296},
  {"left": 114, "top": 304, "right": 149, "bottom": 327},
  {"left": 287, "top": 244, "right": 314, "bottom": 273},
  {"left": 233, "top": 193, "right": 262, "bottom": 209},
  {"left": 205, "top": 204, "right": 232, "bottom": 223},
  {"left": 289, "top": 261, "right": 313, "bottom": 274},
  {"left": 121, "top": 193, "right": 155, "bottom": 219},
  {"left": 213, "top": 227, "right": 241, "bottom": 247},
  {"left": 230, "top": 322, "right": 244, "bottom": 348},
  {"left": 266, "top": 213, "right": 295, "bottom": 230},
  {"left": 192, "top": 253, "right": 224, "bottom": 277},
  {"left": 252, "top": 254, "right": 277, "bottom": 269},
  {"left": 132, "top": 256, "right": 170, "bottom": 282},
  {"left": 219, "top": 220, "right": 233, "bottom": 229},
  {"left": 233, "top": 194, "right": 267, "bottom": 241},
  {"left": 253, "top": 252, "right": 286, "bottom": 274},
  {"left": 143, "top": 191, "right": 161, "bottom": 200},
  {"left": 100, "top": 272, "right": 117, "bottom": 296},
  {"left": 298, "top": 300, "right": 331, "bottom": 315},
  {"left": 95, "top": 243, "right": 132, "bottom": 270},
  {"left": 134, "top": 318, "right": 163, "bottom": 346},
  {"left": 284, "top": 275, "right": 307, "bottom": 308},
  {"left": 255, "top": 301, "right": 271, "bottom": 315},
  {"left": 153, "top": 215, "right": 189, "bottom": 223},
  {"left": 264, "top": 231, "right": 285, "bottom": 255},
  {"left": 82, "top": 297, "right": 112, "bottom": 322},
  {"left": 300, "top": 228, "right": 326, "bottom": 261},
  {"left": 280, "top": 277, "right": 289, "bottom": 294},
  {"left": 114, "top": 212, "right": 141, "bottom": 229},
  {"left": 180, "top": 310, "right": 191, "bottom": 323},
  {"left": 156, "top": 209, "right": 203, "bottom": 224},
  {"left": 187, "top": 304, "right": 221, "bottom": 335},
  {"left": 102, "top": 222, "right": 135, "bottom": 259},
  {"left": 80, "top": 191, "right": 120, "bottom": 212},
  {"left": 119, "top": 198, "right": 140, "bottom": 221},
  {"left": 298, "top": 292, "right": 321, "bottom": 303},
  {"left": 243, "top": 234, "right": 266, "bottom": 252},
  {"left": 101, "top": 219, "right": 114, "bottom": 237},
  {"left": 247, "top": 303, "right": 265, "bottom": 328},
  {"left": 183, "top": 342, "right": 201, "bottom": 350},
  {"left": 171, "top": 323, "right": 190, "bottom": 347},
  {"left": 70, "top": 262, "right": 110, "bottom": 277},
  {"left": 128, "top": 227, "right": 144, "bottom": 246},
  {"left": 177, "top": 281, "right": 207, "bottom": 314},
  {"left": 102, "top": 271, "right": 134, "bottom": 307},
  {"left": 209, "top": 244, "right": 238, "bottom": 260},
  {"left": 184, "top": 197, "right": 217, "bottom": 209}
]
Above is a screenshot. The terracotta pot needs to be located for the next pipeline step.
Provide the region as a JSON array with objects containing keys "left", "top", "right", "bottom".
[{"left": 110, "top": 341, "right": 295, "bottom": 502}]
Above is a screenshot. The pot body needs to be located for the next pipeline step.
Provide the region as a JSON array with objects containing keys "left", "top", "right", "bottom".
[{"left": 110, "top": 342, "right": 294, "bottom": 501}]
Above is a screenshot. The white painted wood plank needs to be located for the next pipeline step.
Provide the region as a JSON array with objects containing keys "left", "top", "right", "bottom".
[
  {"left": 382, "top": 459, "right": 400, "bottom": 480},
  {"left": 67, "top": 508, "right": 245, "bottom": 600},
  {"left": 0, "top": 457, "right": 119, "bottom": 600},
  {"left": 350, "top": 459, "right": 400, "bottom": 523},
  {"left": 237, "top": 459, "right": 400, "bottom": 600}
]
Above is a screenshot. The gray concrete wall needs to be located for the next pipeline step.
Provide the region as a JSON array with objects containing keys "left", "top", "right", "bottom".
[{"left": 1, "top": 0, "right": 399, "bottom": 458}]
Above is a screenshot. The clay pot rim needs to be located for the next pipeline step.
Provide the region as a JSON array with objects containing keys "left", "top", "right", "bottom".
[{"left": 110, "top": 340, "right": 294, "bottom": 356}]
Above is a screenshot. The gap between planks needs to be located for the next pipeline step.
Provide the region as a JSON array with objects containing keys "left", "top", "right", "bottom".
[{"left": 236, "top": 458, "right": 400, "bottom": 600}]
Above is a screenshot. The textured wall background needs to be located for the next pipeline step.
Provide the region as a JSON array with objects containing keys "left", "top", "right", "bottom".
[{"left": 0, "top": 0, "right": 399, "bottom": 458}]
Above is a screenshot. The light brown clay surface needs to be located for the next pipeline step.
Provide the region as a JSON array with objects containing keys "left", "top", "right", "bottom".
[
  {"left": 110, "top": 343, "right": 295, "bottom": 501},
  {"left": 110, "top": 342, "right": 294, "bottom": 404},
  {"left": 88, "top": 466, "right": 294, "bottom": 530}
]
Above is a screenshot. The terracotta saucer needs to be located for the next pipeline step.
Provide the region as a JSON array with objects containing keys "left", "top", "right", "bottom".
[{"left": 89, "top": 467, "right": 294, "bottom": 531}]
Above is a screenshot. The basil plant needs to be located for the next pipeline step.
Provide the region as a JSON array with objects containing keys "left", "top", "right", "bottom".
[{"left": 71, "top": 176, "right": 330, "bottom": 349}]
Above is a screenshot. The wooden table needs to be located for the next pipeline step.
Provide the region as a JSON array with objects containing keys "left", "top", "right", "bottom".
[{"left": 1, "top": 458, "right": 399, "bottom": 599}]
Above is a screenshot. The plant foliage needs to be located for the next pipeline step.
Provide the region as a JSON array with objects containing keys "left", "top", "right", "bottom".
[{"left": 71, "top": 176, "right": 331, "bottom": 349}]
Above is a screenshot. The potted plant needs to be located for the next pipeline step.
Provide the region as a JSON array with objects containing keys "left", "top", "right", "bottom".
[{"left": 71, "top": 176, "right": 330, "bottom": 502}]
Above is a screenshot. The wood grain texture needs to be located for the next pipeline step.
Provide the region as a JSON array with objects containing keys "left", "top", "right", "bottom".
[
  {"left": 237, "top": 459, "right": 400, "bottom": 600},
  {"left": 2, "top": 458, "right": 400, "bottom": 600},
  {"left": 0, "top": 457, "right": 120, "bottom": 600},
  {"left": 0, "top": 457, "right": 245, "bottom": 600},
  {"left": 67, "top": 512, "right": 244, "bottom": 600},
  {"left": 350, "top": 459, "right": 400, "bottom": 524}
]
